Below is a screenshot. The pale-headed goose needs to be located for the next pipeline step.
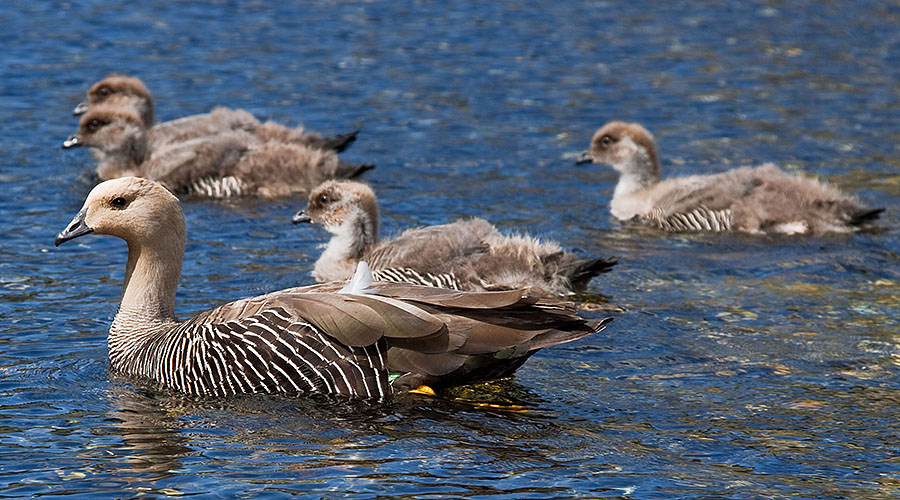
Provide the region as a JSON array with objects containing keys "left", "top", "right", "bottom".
[
  {"left": 292, "top": 180, "right": 616, "bottom": 295},
  {"left": 576, "top": 121, "right": 884, "bottom": 235},
  {"left": 55, "top": 177, "right": 611, "bottom": 397}
]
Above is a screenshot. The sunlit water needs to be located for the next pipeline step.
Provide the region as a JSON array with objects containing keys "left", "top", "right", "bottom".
[{"left": 2, "top": 0, "right": 899, "bottom": 498}]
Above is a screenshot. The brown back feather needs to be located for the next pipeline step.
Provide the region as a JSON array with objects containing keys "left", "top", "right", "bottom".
[{"left": 184, "top": 281, "right": 611, "bottom": 389}]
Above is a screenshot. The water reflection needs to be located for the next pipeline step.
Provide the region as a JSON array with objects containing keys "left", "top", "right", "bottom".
[
  {"left": 73, "top": 379, "right": 642, "bottom": 497},
  {"left": 99, "top": 388, "right": 191, "bottom": 484},
  {"left": 97, "top": 377, "right": 900, "bottom": 499}
]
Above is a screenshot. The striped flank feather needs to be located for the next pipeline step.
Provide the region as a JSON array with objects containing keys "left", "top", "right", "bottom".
[
  {"left": 373, "top": 267, "right": 462, "bottom": 290},
  {"left": 651, "top": 206, "right": 733, "bottom": 232},
  {"left": 110, "top": 308, "right": 390, "bottom": 399},
  {"left": 188, "top": 175, "right": 246, "bottom": 198}
]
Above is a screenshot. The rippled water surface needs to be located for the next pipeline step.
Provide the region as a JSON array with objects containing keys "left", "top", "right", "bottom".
[{"left": 2, "top": 1, "right": 900, "bottom": 498}]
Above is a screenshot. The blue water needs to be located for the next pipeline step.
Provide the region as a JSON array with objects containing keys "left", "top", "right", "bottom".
[{"left": 2, "top": 0, "right": 900, "bottom": 498}]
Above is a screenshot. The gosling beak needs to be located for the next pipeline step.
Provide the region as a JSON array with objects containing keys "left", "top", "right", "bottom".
[
  {"left": 574, "top": 150, "right": 593, "bottom": 165},
  {"left": 292, "top": 209, "right": 311, "bottom": 224},
  {"left": 73, "top": 101, "right": 89, "bottom": 116},
  {"left": 55, "top": 208, "right": 93, "bottom": 246},
  {"left": 62, "top": 134, "right": 82, "bottom": 149}
]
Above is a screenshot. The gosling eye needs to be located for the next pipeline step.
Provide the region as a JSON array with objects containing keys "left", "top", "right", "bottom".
[
  {"left": 109, "top": 197, "right": 128, "bottom": 209},
  {"left": 97, "top": 87, "right": 111, "bottom": 99},
  {"left": 318, "top": 195, "right": 329, "bottom": 205},
  {"left": 601, "top": 135, "right": 612, "bottom": 146},
  {"left": 87, "top": 119, "right": 103, "bottom": 131}
]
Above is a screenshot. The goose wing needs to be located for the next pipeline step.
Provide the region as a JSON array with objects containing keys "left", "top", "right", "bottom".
[
  {"left": 361, "top": 283, "right": 612, "bottom": 389},
  {"left": 647, "top": 165, "right": 781, "bottom": 231},
  {"left": 149, "top": 107, "right": 259, "bottom": 147},
  {"left": 366, "top": 218, "right": 495, "bottom": 275},
  {"left": 182, "top": 283, "right": 611, "bottom": 393},
  {"left": 143, "top": 131, "right": 253, "bottom": 193}
]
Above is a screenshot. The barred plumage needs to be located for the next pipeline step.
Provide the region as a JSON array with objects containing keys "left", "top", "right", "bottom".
[
  {"left": 373, "top": 267, "right": 461, "bottom": 290},
  {"left": 652, "top": 206, "right": 733, "bottom": 232},
  {"left": 188, "top": 175, "right": 245, "bottom": 198},
  {"left": 109, "top": 308, "right": 390, "bottom": 398}
]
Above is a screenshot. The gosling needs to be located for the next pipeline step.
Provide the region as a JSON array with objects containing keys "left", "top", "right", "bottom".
[
  {"left": 63, "top": 106, "right": 370, "bottom": 198},
  {"left": 293, "top": 180, "right": 616, "bottom": 296},
  {"left": 576, "top": 121, "right": 883, "bottom": 235},
  {"left": 73, "top": 74, "right": 359, "bottom": 152}
]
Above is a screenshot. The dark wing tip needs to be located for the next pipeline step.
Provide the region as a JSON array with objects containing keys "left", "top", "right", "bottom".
[{"left": 850, "top": 207, "right": 885, "bottom": 226}]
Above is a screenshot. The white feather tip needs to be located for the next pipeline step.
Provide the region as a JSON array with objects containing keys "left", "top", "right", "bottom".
[{"left": 339, "top": 261, "right": 378, "bottom": 295}]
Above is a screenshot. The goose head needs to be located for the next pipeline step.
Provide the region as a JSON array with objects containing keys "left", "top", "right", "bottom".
[
  {"left": 74, "top": 74, "right": 154, "bottom": 126},
  {"left": 55, "top": 177, "right": 184, "bottom": 247},
  {"left": 63, "top": 106, "right": 148, "bottom": 161},
  {"left": 293, "top": 180, "right": 380, "bottom": 265},
  {"left": 293, "top": 180, "right": 379, "bottom": 236},
  {"left": 576, "top": 121, "right": 661, "bottom": 184}
]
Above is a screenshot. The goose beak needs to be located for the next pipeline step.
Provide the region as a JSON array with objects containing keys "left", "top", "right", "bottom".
[
  {"left": 73, "top": 101, "right": 89, "bottom": 116},
  {"left": 55, "top": 208, "right": 93, "bottom": 246},
  {"left": 574, "top": 150, "right": 593, "bottom": 165},
  {"left": 62, "top": 134, "right": 82, "bottom": 149},
  {"left": 292, "top": 209, "right": 311, "bottom": 224}
]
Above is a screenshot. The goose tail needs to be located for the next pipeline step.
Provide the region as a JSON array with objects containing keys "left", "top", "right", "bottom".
[
  {"left": 849, "top": 207, "right": 885, "bottom": 226},
  {"left": 322, "top": 129, "right": 359, "bottom": 153},
  {"left": 335, "top": 161, "right": 376, "bottom": 179},
  {"left": 563, "top": 256, "right": 618, "bottom": 290}
]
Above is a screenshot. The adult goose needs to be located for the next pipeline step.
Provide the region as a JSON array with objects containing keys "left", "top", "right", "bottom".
[
  {"left": 292, "top": 180, "right": 616, "bottom": 295},
  {"left": 73, "top": 74, "right": 359, "bottom": 152},
  {"left": 63, "top": 106, "right": 370, "bottom": 198},
  {"left": 55, "top": 177, "right": 611, "bottom": 398},
  {"left": 576, "top": 121, "right": 883, "bottom": 235}
]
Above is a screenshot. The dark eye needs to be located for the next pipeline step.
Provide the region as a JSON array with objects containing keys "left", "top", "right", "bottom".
[
  {"left": 97, "top": 87, "right": 111, "bottom": 99},
  {"left": 87, "top": 119, "right": 103, "bottom": 131},
  {"left": 109, "top": 197, "right": 128, "bottom": 209},
  {"left": 601, "top": 135, "right": 612, "bottom": 145},
  {"left": 318, "top": 195, "right": 328, "bottom": 205}
]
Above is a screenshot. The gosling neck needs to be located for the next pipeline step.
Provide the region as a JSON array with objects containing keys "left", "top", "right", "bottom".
[
  {"left": 314, "top": 208, "right": 379, "bottom": 281},
  {"left": 96, "top": 131, "right": 149, "bottom": 180},
  {"left": 135, "top": 97, "right": 154, "bottom": 128},
  {"left": 613, "top": 144, "right": 661, "bottom": 198}
]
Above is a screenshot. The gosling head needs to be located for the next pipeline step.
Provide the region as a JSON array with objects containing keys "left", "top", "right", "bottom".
[
  {"left": 63, "top": 106, "right": 146, "bottom": 155},
  {"left": 74, "top": 74, "right": 154, "bottom": 126},
  {"left": 55, "top": 177, "right": 184, "bottom": 247},
  {"left": 292, "top": 180, "right": 380, "bottom": 239},
  {"left": 576, "top": 121, "right": 660, "bottom": 181}
]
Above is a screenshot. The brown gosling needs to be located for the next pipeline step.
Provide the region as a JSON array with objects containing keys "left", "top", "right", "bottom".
[
  {"left": 73, "top": 74, "right": 358, "bottom": 152},
  {"left": 292, "top": 180, "right": 617, "bottom": 296},
  {"left": 576, "top": 121, "right": 884, "bottom": 235},
  {"left": 54, "top": 177, "right": 612, "bottom": 397},
  {"left": 63, "top": 105, "right": 349, "bottom": 198}
]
